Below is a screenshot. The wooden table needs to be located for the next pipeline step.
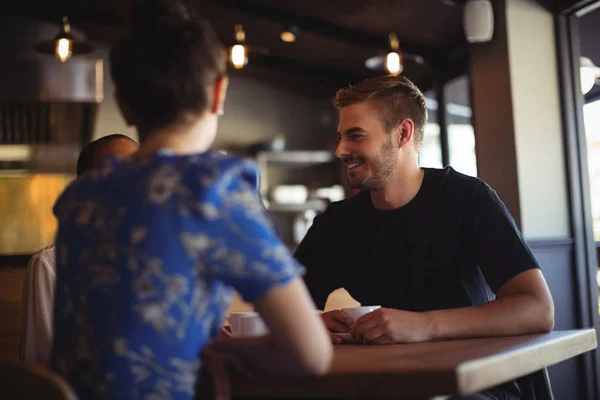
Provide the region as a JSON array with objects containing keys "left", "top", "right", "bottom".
[{"left": 231, "top": 329, "right": 597, "bottom": 399}]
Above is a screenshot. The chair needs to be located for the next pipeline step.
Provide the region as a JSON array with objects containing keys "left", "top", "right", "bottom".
[
  {"left": 0, "top": 359, "right": 77, "bottom": 400},
  {"left": 196, "top": 348, "right": 232, "bottom": 400},
  {"left": 516, "top": 368, "right": 554, "bottom": 400}
]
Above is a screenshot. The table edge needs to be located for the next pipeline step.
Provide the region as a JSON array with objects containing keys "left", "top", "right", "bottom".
[{"left": 455, "top": 329, "right": 598, "bottom": 394}]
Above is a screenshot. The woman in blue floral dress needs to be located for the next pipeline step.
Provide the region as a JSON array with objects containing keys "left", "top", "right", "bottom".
[{"left": 49, "top": 1, "right": 332, "bottom": 398}]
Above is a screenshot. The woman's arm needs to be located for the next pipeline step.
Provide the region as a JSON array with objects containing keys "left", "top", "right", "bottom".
[{"left": 209, "top": 278, "right": 332, "bottom": 376}]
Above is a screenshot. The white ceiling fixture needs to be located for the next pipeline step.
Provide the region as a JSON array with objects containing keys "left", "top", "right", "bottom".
[
  {"left": 580, "top": 57, "right": 600, "bottom": 95},
  {"left": 463, "top": 0, "right": 494, "bottom": 43}
]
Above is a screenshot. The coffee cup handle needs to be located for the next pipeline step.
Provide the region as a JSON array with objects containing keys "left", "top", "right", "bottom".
[{"left": 220, "top": 326, "right": 232, "bottom": 337}]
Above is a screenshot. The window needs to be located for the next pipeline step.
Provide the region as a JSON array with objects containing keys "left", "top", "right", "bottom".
[
  {"left": 448, "top": 124, "right": 477, "bottom": 177},
  {"left": 445, "top": 76, "right": 477, "bottom": 177},
  {"left": 420, "top": 91, "right": 443, "bottom": 168},
  {"left": 583, "top": 99, "right": 600, "bottom": 242}
]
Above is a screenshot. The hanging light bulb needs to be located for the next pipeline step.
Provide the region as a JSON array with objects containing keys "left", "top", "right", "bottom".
[
  {"left": 34, "top": 16, "right": 93, "bottom": 62},
  {"left": 56, "top": 37, "right": 72, "bottom": 62},
  {"left": 280, "top": 24, "right": 300, "bottom": 43},
  {"left": 386, "top": 52, "right": 401, "bottom": 76},
  {"left": 230, "top": 44, "right": 247, "bottom": 69},
  {"left": 230, "top": 24, "right": 248, "bottom": 69},
  {"left": 385, "top": 33, "right": 403, "bottom": 76},
  {"left": 55, "top": 17, "right": 73, "bottom": 62}
]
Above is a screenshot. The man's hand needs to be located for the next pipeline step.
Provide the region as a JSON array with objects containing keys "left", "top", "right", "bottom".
[
  {"left": 320, "top": 310, "right": 354, "bottom": 344},
  {"left": 351, "top": 308, "right": 433, "bottom": 345}
]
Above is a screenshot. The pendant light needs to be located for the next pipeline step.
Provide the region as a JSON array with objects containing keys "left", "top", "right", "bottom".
[
  {"left": 385, "top": 33, "right": 402, "bottom": 76},
  {"left": 230, "top": 24, "right": 248, "bottom": 69},
  {"left": 280, "top": 24, "right": 300, "bottom": 43},
  {"left": 228, "top": 24, "right": 269, "bottom": 70},
  {"left": 34, "top": 16, "right": 93, "bottom": 62}
]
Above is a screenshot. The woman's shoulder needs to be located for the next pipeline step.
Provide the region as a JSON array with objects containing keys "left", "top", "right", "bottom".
[
  {"left": 182, "top": 151, "right": 260, "bottom": 193},
  {"left": 194, "top": 151, "right": 258, "bottom": 174}
]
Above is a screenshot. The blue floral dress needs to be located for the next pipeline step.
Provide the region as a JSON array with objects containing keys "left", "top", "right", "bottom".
[{"left": 50, "top": 150, "right": 303, "bottom": 399}]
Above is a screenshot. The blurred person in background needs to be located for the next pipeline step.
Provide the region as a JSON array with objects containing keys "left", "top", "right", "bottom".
[{"left": 20, "top": 134, "right": 138, "bottom": 366}]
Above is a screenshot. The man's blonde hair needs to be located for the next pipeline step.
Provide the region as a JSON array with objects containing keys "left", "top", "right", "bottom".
[{"left": 334, "top": 75, "right": 428, "bottom": 146}]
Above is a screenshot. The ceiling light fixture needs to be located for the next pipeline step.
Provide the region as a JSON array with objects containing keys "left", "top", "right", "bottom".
[
  {"left": 365, "top": 33, "right": 424, "bottom": 76},
  {"left": 228, "top": 24, "right": 269, "bottom": 70},
  {"left": 580, "top": 57, "right": 600, "bottom": 95},
  {"left": 230, "top": 24, "right": 248, "bottom": 69},
  {"left": 463, "top": 0, "right": 494, "bottom": 43},
  {"left": 385, "top": 33, "right": 402, "bottom": 75},
  {"left": 365, "top": 52, "right": 424, "bottom": 76},
  {"left": 34, "top": 16, "right": 93, "bottom": 62},
  {"left": 280, "top": 24, "right": 300, "bottom": 43}
]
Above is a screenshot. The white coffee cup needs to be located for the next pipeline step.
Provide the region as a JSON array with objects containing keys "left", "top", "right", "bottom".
[
  {"left": 341, "top": 306, "right": 381, "bottom": 324},
  {"left": 240, "top": 314, "right": 269, "bottom": 337},
  {"left": 228, "top": 312, "right": 257, "bottom": 336},
  {"left": 227, "top": 312, "right": 269, "bottom": 337}
]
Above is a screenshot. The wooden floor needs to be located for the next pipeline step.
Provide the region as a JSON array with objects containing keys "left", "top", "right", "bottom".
[{"left": 0, "top": 267, "right": 25, "bottom": 361}]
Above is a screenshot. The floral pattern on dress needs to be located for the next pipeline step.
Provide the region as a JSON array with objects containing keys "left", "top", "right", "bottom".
[{"left": 50, "top": 150, "right": 303, "bottom": 399}]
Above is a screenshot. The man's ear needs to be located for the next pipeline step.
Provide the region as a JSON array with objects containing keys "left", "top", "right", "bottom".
[{"left": 394, "top": 119, "right": 415, "bottom": 149}]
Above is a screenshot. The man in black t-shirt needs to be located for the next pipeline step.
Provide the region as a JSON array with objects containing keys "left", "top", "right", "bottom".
[{"left": 294, "top": 75, "right": 554, "bottom": 400}]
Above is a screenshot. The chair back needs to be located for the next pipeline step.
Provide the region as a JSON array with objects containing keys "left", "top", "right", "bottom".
[
  {"left": 516, "top": 368, "right": 554, "bottom": 400},
  {"left": 196, "top": 349, "right": 232, "bottom": 400},
  {"left": 0, "top": 360, "right": 77, "bottom": 400}
]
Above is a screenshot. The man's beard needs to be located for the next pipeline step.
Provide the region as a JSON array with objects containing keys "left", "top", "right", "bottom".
[{"left": 348, "top": 137, "right": 397, "bottom": 190}]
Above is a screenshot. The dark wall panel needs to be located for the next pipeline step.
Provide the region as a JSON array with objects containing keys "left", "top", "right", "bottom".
[
  {"left": 531, "top": 240, "right": 579, "bottom": 330},
  {"left": 529, "top": 239, "right": 585, "bottom": 400}
]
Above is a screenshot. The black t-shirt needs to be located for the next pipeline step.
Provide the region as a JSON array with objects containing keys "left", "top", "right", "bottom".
[
  {"left": 295, "top": 166, "right": 539, "bottom": 311},
  {"left": 294, "top": 167, "right": 539, "bottom": 400},
  {"left": 295, "top": 167, "right": 539, "bottom": 399}
]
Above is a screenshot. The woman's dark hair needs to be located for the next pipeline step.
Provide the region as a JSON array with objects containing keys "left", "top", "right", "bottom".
[{"left": 109, "top": 0, "right": 226, "bottom": 135}]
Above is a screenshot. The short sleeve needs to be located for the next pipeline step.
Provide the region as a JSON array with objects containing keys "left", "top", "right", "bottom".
[
  {"left": 471, "top": 183, "right": 540, "bottom": 292},
  {"left": 188, "top": 159, "right": 304, "bottom": 303}
]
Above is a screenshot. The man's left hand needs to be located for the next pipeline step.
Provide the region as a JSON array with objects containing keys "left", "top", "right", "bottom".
[{"left": 351, "top": 308, "right": 433, "bottom": 345}]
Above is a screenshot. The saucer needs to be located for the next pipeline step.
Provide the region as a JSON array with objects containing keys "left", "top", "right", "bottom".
[{"left": 334, "top": 333, "right": 362, "bottom": 344}]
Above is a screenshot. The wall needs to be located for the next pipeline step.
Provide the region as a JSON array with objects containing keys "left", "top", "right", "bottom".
[
  {"left": 507, "top": 0, "right": 570, "bottom": 238},
  {"left": 469, "top": 0, "right": 522, "bottom": 228},
  {"left": 470, "top": 0, "right": 570, "bottom": 239},
  {"left": 0, "top": 174, "right": 73, "bottom": 255},
  {"left": 0, "top": 268, "right": 26, "bottom": 361},
  {"left": 90, "top": 46, "right": 337, "bottom": 151},
  {"left": 89, "top": 46, "right": 340, "bottom": 211},
  {"left": 530, "top": 241, "right": 584, "bottom": 400},
  {"left": 470, "top": 1, "right": 597, "bottom": 398},
  {"left": 5, "top": 47, "right": 341, "bottom": 328}
]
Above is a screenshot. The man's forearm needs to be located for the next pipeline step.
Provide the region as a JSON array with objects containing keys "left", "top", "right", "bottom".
[{"left": 426, "top": 293, "right": 554, "bottom": 341}]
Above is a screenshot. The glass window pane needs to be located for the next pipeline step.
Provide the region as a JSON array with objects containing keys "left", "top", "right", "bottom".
[
  {"left": 444, "top": 76, "right": 477, "bottom": 176},
  {"left": 420, "top": 90, "right": 443, "bottom": 168},
  {"left": 420, "top": 123, "right": 443, "bottom": 168},
  {"left": 583, "top": 99, "right": 600, "bottom": 242},
  {"left": 448, "top": 124, "right": 477, "bottom": 177}
]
